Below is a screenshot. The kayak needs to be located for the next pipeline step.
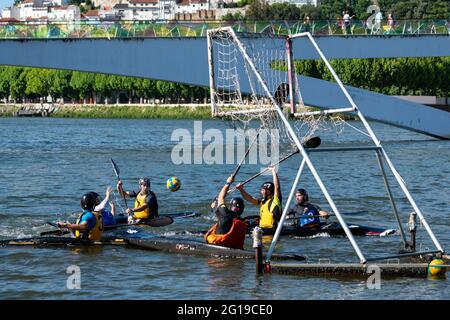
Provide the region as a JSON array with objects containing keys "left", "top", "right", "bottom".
[
  {"left": 0, "top": 236, "right": 127, "bottom": 247},
  {"left": 105, "top": 215, "right": 173, "bottom": 230},
  {"left": 113, "top": 211, "right": 199, "bottom": 225},
  {"left": 262, "top": 222, "right": 397, "bottom": 237},
  {"left": 41, "top": 214, "right": 182, "bottom": 236},
  {"left": 127, "top": 236, "right": 306, "bottom": 261},
  {"left": 0, "top": 234, "right": 305, "bottom": 261},
  {"left": 189, "top": 221, "right": 397, "bottom": 238}
]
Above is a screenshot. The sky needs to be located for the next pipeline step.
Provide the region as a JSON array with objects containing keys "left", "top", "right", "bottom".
[{"left": 0, "top": 0, "right": 12, "bottom": 12}]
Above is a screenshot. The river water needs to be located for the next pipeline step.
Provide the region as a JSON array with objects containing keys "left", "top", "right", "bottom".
[{"left": 0, "top": 117, "right": 448, "bottom": 300}]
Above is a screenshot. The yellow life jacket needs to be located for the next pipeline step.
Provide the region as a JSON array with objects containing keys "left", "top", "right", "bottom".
[
  {"left": 74, "top": 211, "right": 104, "bottom": 241},
  {"left": 259, "top": 195, "right": 282, "bottom": 229},
  {"left": 134, "top": 192, "right": 151, "bottom": 219}
]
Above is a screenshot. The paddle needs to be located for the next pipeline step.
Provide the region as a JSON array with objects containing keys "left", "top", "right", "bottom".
[
  {"left": 292, "top": 211, "right": 369, "bottom": 219},
  {"left": 41, "top": 216, "right": 174, "bottom": 236},
  {"left": 104, "top": 216, "right": 174, "bottom": 230},
  {"left": 40, "top": 229, "right": 69, "bottom": 236},
  {"left": 162, "top": 211, "right": 200, "bottom": 219},
  {"left": 231, "top": 130, "right": 260, "bottom": 180},
  {"left": 40, "top": 221, "right": 70, "bottom": 236},
  {"left": 228, "top": 136, "right": 321, "bottom": 193},
  {"left": 110, "top": 158, "right": 128, "bottom": 208},
  {"left": 47, "top": 221, "right": 59, "bottom": 228}
]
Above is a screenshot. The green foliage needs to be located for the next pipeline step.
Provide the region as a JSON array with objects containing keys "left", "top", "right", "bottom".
[
  {"left": 0, "top": 56, "right": 448, "bottom": 109},
  {"left": 48, "top": 70, "right": 73, "bottom": 99},
  {"left": 25, "top": 68, "right": 51, "bottom": 98},
  {"left": 221, "top": 12, "right": 245, "bottom": 21},
  {"left": 3, "top": 67, "right": 27, "bottom": 101},
  {"left": 70, "top": 72, "right": 95, "bottom": 99},
  {"left": 293, "top": 57, "right": 450, "bottom": 96},
  {"left": 52, "top": 106, "right": 212, "bottom": 119},
  {"left": 245, "top": 0, "right": 271, "bottom": 21},
  {"left": 245, "top": 0, "right": 450, "bottom": 20},
  {"left": 0, "top": 67, "right": 9, "bottom": 100}
]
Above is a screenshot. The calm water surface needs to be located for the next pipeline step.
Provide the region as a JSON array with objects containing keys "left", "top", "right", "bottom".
[{"left": 0, "top": 118, "right": 448, "bottom": 299}]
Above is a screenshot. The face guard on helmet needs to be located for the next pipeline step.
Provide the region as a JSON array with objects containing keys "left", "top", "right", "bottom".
[
  {"left": 260, "top": 182, "right": 275, "bottom": 193},
  {"left": 229, "top": 197, "right": 245, "bottom": 216}
]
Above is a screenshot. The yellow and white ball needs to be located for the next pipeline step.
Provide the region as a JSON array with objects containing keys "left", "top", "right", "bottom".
[
  {"left": 428, "top": 259, "right": 446, "bottom": 277},
  {"left": 166, "top": 177, "right": 181, "bottom": 192}
]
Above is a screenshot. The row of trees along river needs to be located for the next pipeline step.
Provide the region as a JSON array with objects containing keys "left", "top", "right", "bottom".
[{"left": 1, "top": 56, "right": 449, "bottom": 104}]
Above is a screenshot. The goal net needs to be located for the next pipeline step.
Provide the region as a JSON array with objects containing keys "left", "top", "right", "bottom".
[
  {"left": 207, "top": 27, "right": 345, "bottom": 153},
  {"left": 206, "top": 27, "right": 446, "bottom": 264}
]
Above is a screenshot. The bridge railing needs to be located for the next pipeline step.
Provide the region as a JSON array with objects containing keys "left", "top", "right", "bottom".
[{"left": 0, "top": 19, "right": 449, "bottom": 39}]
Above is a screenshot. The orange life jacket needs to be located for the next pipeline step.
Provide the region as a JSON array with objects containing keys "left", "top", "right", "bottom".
[{"left": 204, "top": 218, "right": 247, "bottom": 250}]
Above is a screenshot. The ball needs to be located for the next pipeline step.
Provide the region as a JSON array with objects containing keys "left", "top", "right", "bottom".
[
  {"left": 166, "top": 177, "right": 181, "bottom": 192},
  {"left": 428, "top": 259, "right": 446, "bottom": 277}
]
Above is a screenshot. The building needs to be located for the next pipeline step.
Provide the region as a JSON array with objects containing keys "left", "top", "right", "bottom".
[
  {"left": 176, "top": 0, "right": 210, "bottom": 14},
  {"left": 48, "top": 5, "right": 80, "bottom": 21},
  {"left": 92, "top": 0, "right": 122, "bottom": 9},
  {"left": 2, "top": 0, "right": 79, "bottom": 21},
  {"left": 1, "top": 6, "right": 21, "bottom": 20},
  {"left": 269, "top": 0, "right": 320, "bottom": 6},
  {"left": 129, "top": 0, "right": 160, "bottom": 20},
  {"left": 43, "top": 0, "right": 70, "bottom": 6},
  {"left": 83, "top": 9, "right": 101, "bottom": 21}
]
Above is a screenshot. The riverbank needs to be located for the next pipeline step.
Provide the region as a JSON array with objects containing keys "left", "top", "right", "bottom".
[
  {"left": 0, "top": 104, "right": 213, "bottom": 119},
  {"left": 0, "top": 103, "right": 357, "bottom": 120}
]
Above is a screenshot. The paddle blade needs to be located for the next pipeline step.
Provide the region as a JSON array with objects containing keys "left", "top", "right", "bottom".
[
  {"left": 40, "top": 229, "right": 69, "bottom": 236},
  {"left": 146, "top": 216, "right": 174, "bottom": 227},
  {"left": 103, "top": 216, "right": 174, "bottom": 231},
  {"left": 162, "top": 211, "right": 200, "bottom": 219},
  {"left": 302, "top": 136, "right": 321, "bottom": 149},
  {"left": 110, "top": 158, "right": 120, "bottom": 178},
  {"left": 47, "top": 221, "right": 59, "bottom": 228}
]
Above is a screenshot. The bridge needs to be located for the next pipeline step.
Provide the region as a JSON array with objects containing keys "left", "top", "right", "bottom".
[{"left": 0, "top": 20, "right": 449, "bottom": 139}]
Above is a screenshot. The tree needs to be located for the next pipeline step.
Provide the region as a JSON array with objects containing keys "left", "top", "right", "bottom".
[
  {"left": 0, "top": 67, "right": 10, "bottom": 102},
  {"left": 49, "top": 70, "right": 73, "bottom": 103},
  {"left": 4, "top": 67, "right": 27, "bottom": 103},
  {"left": 245, "top": 0, "right": 271, "bottom": 21},
  {"left": 70, "top": 72, "right": 95, "bottom": 103},
  {"left": 25, "top": 68, "right": 51, "bottom": 101},
  {"left": 156, "top": 81, "right": 177, "bottom": 103},
  {"left": 93, "top": 74, "right": 112, "bottom": 104}
]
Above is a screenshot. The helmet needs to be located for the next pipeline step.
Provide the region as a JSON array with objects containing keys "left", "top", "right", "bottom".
[
  {"left": 80, "top": 193, "right": 96, "bottom": 211},
  {"left": 139, "top": 178, "right": 150, "bottom": 188},
  {"left": 229, "top": 197, "right": 245, "bottom": 216},
  {"left": 296, "top": 188, "right": 309, "bottom": 202},
  {"left": 260, "top": 181, "right": 274, "bottom": 194},
  {"left": 88, "top": 192, "right": 100, "bottom": 205}
]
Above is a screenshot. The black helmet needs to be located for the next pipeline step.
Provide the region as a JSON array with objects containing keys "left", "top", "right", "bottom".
[
  {"left": 88, "top": 192, "right": 100, "bottom": 205},
  {"left": 80, "top": 193, "right": 96, "bottom": 211},
  {"left": 296, "top": 188, "right": 309, "bottom": 202},
  {"left": 229, "top": 197, "right": 245, "bottom": 216},
  {"left": 139, "top": 178, "right": 150, "bottom": 188},
  {"left": 260, "top": 181, "right": 274, "bottom": 194}
]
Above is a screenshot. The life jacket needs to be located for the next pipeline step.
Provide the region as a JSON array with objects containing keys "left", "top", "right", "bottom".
[
  {"left": 134, "top": 192, "right": 153, "bottom": 219},
  {"left": 75, "top": 210, "right": 103, "bottom": 241},
  {"left": 259, "top": 195, "right": 282, "bottom": 229},
  {"left": 299, "top": 205, "right": 320, "bottom": 227},
  {"left": 204, "top": 218, "right": 247, "bottom": 250}
]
